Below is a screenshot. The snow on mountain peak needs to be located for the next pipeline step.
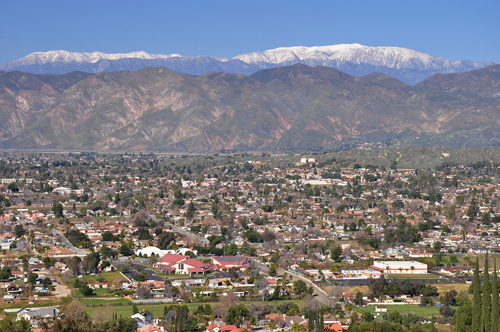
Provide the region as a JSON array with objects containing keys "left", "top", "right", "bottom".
[
  {"left": 4, "top": 50, "right": 183, "bottom": 68},
  {"left": 1, "top": 44, "right": 495, "bottom": 85},
  {"left": 233, "top": 43, "right": 442, "bottom": 70}
]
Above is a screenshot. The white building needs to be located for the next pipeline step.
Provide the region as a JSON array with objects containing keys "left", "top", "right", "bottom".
[
  {"left": 370, "top": 261, "right": 428, "bottom": 274},
  {"left": 53, "top": 187, "right": 84, "bottom": 195}
]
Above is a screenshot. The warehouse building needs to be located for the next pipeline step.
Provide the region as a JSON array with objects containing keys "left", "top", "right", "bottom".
[{"left": 370, "top": 261, "right": 428, "bottom": 274}]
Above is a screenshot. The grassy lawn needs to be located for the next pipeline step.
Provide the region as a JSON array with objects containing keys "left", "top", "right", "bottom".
[
  {"left": 80, "top": 298, "right": 131, "bottom": 306},
  {"left": 69, "top": 272, "right": 126, "bottom": 286},
  {"left": 1, "top": 300, "right": 59, "bottom": 309},
  {"left": 77, "top": 287, "right": 116, "bottom": 298},
  {"left": 345, "top": 285, "right": 370, "bottom": 294},
  {"left": 435, "top": 283, "right": 470, "bottom": 294},
  {"left": 435, "top": 324, "right": 452, "bottom": 331},
  {"left": 386, "top": 274, "right": 439, "bottom": 279},
  {"left": 354, "top": 304, "right": 449, "bottom": 317},
  {"left": 344, "top": 283, "right": 469, "bottom": 296},
  {"left": 100, "top": 272, "right": 127, "bottom": 282}
]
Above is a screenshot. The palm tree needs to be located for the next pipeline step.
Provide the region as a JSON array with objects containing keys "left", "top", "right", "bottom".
[{"left": 410, "top": 266, "right": 415, "bottom": 274}]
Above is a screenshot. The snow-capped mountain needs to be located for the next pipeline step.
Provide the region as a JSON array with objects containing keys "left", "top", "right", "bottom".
[{"left": 1, "top": 44, "right": 496, "bottom": 85}]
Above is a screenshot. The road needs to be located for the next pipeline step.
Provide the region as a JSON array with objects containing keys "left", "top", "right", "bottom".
[
  {"left": 50, "top": 227, "right": 88, "bottom": 256},
  {"left": 150, "top": 215, "right": 209, "bottom": 246},
  {"left": 251, "top": 259, "right": 331, "bottom": 306}
]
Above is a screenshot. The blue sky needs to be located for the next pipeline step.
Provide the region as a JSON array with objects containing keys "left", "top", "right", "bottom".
[{"left": 1, "top": 0, "right": 499, "bottom": 65}]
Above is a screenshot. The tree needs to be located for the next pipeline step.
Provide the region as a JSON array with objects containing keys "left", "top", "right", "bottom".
[
  {"left": 454, "top": 293, "right": 473, "bottom": 332},
  {"left": 472, "top": 257, "right": 482, "bottom": 332},
  {"left": 0, "top": 314, "right": 30, "bottom": 331},
  {"left": 268, "top": 263, "right": 277, "bottom": 277},
  {"left": 132, "top": 303, "right": 139, "bottom": 314},
  {"left": 42, "top": 277, "right": 52, "bottom": 288},
  {"left": 120, "top": 244, "right": 131, "bottom": 256},
  {"left": 482, "top": 253, "right": 491, "bottom": 332},
  {"left": 0, "top": 265, "right": 12, "bottom": 280},
  {"left": 84, "top": 251, "right": 100, "bottom": 273},
  {"left": 186, "top": 201, "right": 196, "bottom": 220},
  {"left": 225, "top": 304, "right": 249, "bottom": 327},
  {"left": 307, "top": 307, "right": 324, "bottom": 332},
  {"left": 28, "top": 272, "right": 38, "bottom": 285},
  {"left": 293, "top": 280, "right": 307, "bottom": 298},
  {"left": 133, "top": 272, "right": 147, "bottom": 282},
  {"left": 80, "top": 283, "right": 94, "bottom": 296},
  {"left": 443, "top": 289, "right": 458, "bottom": 306},
  {"left": 255, "top": 278, "right": 270, "bottom": 301},
  {"left": 137, "top": 284, "right": 151, "bottom": 299},
  {"left": 439, "top": 305, "right": 456, "bottom": 318},
  {"left": 14, "top": 224, "right": 25, "bottom": 238},
  {"left": 491, "top": 259, "right": 499, "bottom": 331},
  {"left": 102, "top": 231, "right": 116, "bottom": 242},
  {"left": 52, "top": 202, "right": 64, "bottom": 218},
  {"left": 331, "top": 245, "right": 342, "bottom": 262},
  {"left": 354, "top": 291, "right": 364, "bottom": 305}
]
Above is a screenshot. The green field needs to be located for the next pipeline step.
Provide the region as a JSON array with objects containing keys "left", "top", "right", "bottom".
[
  {"left": 1, "top": 300, "right": 60, "bottom": 309},
  {"left": 353, "top": 304, "right": 455, "bottom": 317},
  {"left": 77, "top": 287, "right": 116, "bottom": 297},
  {"left": 80, "top": 298, "right": 131, "bottom": 306}
]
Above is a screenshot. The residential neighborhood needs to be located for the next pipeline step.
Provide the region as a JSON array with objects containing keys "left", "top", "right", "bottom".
[{"left": 0, "top": 152, "right": 497, "bottom": 331}]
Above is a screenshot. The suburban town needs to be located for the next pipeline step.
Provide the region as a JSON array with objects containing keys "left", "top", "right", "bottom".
[{"left": 0, "top": 152, "right": 497, "bottom": 331}]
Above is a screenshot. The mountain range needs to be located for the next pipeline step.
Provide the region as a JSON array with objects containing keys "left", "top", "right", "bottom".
[
  {"left": 0, "top": 63, "right": 499, "bottom": 152},
  {"left": 1, "top": 44, "right": 497, "bottom": 85}
]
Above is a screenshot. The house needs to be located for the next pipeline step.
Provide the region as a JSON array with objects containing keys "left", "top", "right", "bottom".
[
  {"left": 6, "top": 284, "right": 23, "bottom": 294},
  {"left": 138, "top": 324, "right": 163, "bottom": 332},
  {"left": 375, "top": 305, "right": 388, "bottom": 313},
  {"left": 174, "top": 258, "right": 212, "bottom": 275},
  {"left": 131, "top": 310, "right": 154, "bottom": 324},
  {"left": 17, "top": 308, "right": 59, "bottom": 327},
  {"left": 324, "top": 323, "right": 349, "bottom": 332},
  {"left": 408, "top": 253, "right": 433, "bottom": 258},
  {"left": 211, "top": 256, "right": 250, "bottom": 271},
  {"left": 0, "top": 241, "right": 12, "bottom": 250},
  {"left": 155, "top": 253, "right": 189, "bottom": 272},
  {"left": 265, "top": 314, "right": 308, "bottom": 329},
  {"left": 52, "top": 187, "right": 85, "bottom": 196}
]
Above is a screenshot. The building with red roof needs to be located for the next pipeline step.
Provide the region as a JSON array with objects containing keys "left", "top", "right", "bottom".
[
  {"left": 155, "top": 253, "right": 189, "bottom": 273},
  {"left": 175, "top": 258, "right": 212, "bottom": 275},
  {"left": 211, "top": 256, "right": 250, "bottom": 271}
]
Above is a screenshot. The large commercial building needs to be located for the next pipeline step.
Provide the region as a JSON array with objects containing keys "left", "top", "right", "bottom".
[{"left": 370, "top": 261, "right": 428, "bottom": 274}]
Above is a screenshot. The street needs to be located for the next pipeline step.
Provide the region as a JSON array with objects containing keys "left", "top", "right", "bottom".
[
  {"left": 50, "top": 227, "right": 88, "bottom": 256},
  {"left": 150, "top": 215, "right": 209, "bottom": 246},
  {"left": 251, "top": 259, "right": 331, "bottom": 305}
]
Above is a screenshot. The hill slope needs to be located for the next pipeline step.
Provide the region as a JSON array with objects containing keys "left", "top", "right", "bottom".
[{"left": 0, "top": 64, "right": 499, "bottom": 152}]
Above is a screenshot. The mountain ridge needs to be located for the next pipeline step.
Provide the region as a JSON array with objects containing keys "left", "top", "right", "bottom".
[
  {"left": 2, "top": 44, "right": 497, "bottom": 85},
  {"left": 1, "top": 63, "right": 500, "bottom": 152}
]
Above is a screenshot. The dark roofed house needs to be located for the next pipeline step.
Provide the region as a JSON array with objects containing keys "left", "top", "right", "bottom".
[{"left": 17, "top": 307, "right": 59, "bottom": 327}]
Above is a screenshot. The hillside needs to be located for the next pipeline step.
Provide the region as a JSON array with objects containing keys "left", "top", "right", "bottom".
[{"left": 0, "top": 64, "right": 499, "bottom": 152}]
